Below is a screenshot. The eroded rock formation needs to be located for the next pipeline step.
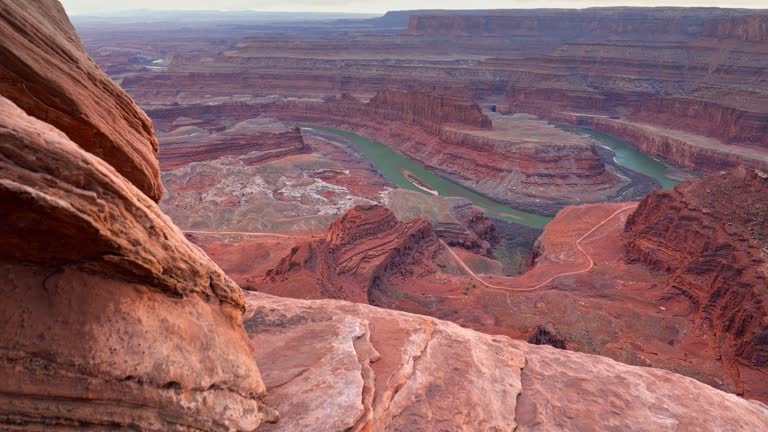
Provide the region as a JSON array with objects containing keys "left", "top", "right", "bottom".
[
  {"left": 0, "top": 0, "right": 163, "bottom": 200},
  {"left": 157, "top": 117, "right": 309, "bottom": 171},
  {"left": 262, "top": 205, "right": 440, "bottom": 303},
  {"left": 625, "top": 168, "right": 768, "bottom": 399},
  {"left": 5, "top": 2, "right": 768, "bottom": 429},
  {"left": 246, "top": 196, "right": 768, "bottom": 401},
  {"left": 0, "top": 1, "right": 277, "bottom": 427},
  {"left": 441, "top": 199, "right": 499, "bottom": 255},
  {"left": 209, "top": 94, "right": 625, "bottom": 212},
  {"left": 0, "top": 95, "right": 277, "bottom": 430}
]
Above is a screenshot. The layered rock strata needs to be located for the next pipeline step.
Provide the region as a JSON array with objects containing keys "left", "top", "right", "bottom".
[
  {"left": 402, "top": 8, "right": 755, "bottom": 40},
  {"left": 625, "top": 168, "right": 768, "bottom": 398},
  {"left": 261, "top": 205, "right": 440, "bottom": 303},
  {"left": 0, "top": 1, "right": 277, "bottom": 427},
  {"left": 157, "top": 117, "right": 309, "bottom": 171},
  {"left": 93, "top": 7, "right": 768, "bottom": 176},
  {"left": 367, "top": 89, "right": 492, "bottom": 132},
  {"left": 0, "top": 0, "right": 163, "bottom": 200},
  {"left": 158, "top": 126, "right": 386, "bottom": 235},
  {"left": 703, "top": 14, "right": 768, "bottom": 41},
  {"left": 586, "top": 117, "right": 768, "bottom": 174},
  {"left": 0, "top": 95, "right": 276, "bottom": 430},
  {"left": 442, "top": 199, "right": 499, "bottom": 255},
  {"left": 159, "top": 94, "right": 622, "bottom": 212},
  {"left": 7, "top": 2, "right": 768, "bottom": 429}
]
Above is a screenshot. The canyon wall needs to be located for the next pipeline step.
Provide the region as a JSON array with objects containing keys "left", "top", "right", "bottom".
[
  {"left": 149, "top": 93, "right": 624, "bottom": 213},
  {"left": 402, "top": 8, "right": 753, "bottom": 40},
  {"left": 367, "top": 89, "right": 492, "bottom": 132},
  {"left": 630, "top": 91, "right": 768, "bottom": 148},
  {"left": 5, "top": 2, "right": 768, "bottom": 429},
  {"left": 91, "top": 6, "right": 767, "bottom": 177},
  {"left": 588, "top": 117, "right": 768, "bottom": 174},
  {"left": 703, "top": 14, "right": 768, "bottom": 41},
  {"left": 157, "top": 118, "right": 309, "bottom": 171},
  {"left": 275, "top": 96, "right": 623, "bottom": 210},
  {"left": 625, "top": 168, "right": 768, "bottom": 397}
]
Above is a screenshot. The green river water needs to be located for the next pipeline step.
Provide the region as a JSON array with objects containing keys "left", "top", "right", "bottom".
[
  {"left": 557, "top": 125, "right": 684, "bottom": 191},
  {"left": 301, "top": 125, "right": 684, "bottom": 229}
]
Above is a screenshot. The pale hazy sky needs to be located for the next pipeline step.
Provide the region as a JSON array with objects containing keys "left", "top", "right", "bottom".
[{"left": 60, "top": 0, "right": 767, "bottom": 15}]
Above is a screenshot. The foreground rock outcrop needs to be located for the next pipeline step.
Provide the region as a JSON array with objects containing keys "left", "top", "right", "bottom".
[
  {"left": 0, "top": 1, "right": 276, "bottom": 427},
  {"left": 247, "top": 292, "right": 768, "bottom": 431},
  {"left": 625, "top": 167, "right": 768, "bottom": 401},
  {"left": 0, "top": 96, "right": 276, "bottom": 430},
  {"left": 0, "top": 0, "right": 163, "bottom": 200}
]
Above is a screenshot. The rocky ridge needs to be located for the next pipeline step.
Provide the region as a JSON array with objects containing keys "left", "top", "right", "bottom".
[
  {"left": 625, "top": 168, "right": 768, "bottom": 399},
  {"left": 262, "top": 205, "right": 440, "bottom": 303}
]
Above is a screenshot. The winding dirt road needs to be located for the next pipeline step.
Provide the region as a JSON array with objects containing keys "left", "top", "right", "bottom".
[
  {"left": 441, "top": 204, "right": 637, "bottom": 292},
  {"left": 183, "top": 204, "right": 635, "bottom": 292},
  {"left": 183, "top": 230, "right": 300, "bottom": 239}
]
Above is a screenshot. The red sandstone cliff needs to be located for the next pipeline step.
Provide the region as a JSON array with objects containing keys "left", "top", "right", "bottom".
[
  {"left": 0, "top": 95, "right": 278, "bottom": 430},
  {"left": 0, "top": 0, "right": 163, "bottom": 201},
  {"left": 0, "top": 2, "right": 277, "bottom": 428},
  {"left": 704, "top": 14, "right": 768, "bottom": 41},
  {"left": 367, "top": 89, "right": 492, "bottom": 132},
  {"left": 588, "top": 117, "right": 768, "bottom": 174},
  {"left": 261, "top": 205, "right": 440, "bottom": 303},
  {"left": 402, "top": 8, "right": 752, "bottom": 40},
  {"left": 625, "top": 168, "right": 768, "bottom": 398},
  {"left": 630, "top": 89, "right": 768, "bottom": 148},
  {"left": 157, "top": 118, "right": 309, "bottom": 171}
]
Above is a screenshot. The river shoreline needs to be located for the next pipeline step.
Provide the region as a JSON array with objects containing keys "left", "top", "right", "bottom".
[{"left": 299, "top": 124, "right": 693, "bottom": 227}]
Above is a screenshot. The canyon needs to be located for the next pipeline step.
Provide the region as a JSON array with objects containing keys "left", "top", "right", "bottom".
[
  {"left": 145, "top": 91, "right": 631, "bottom": 214},
  {"left": 1, "top": 1, "right": 767, "bottom": 430},
  {"left": 87, "top": 7, "right": 768, "bottom": 178},
  {"left": 77, "top": 4, "right": 767, "bottom": 405}
]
